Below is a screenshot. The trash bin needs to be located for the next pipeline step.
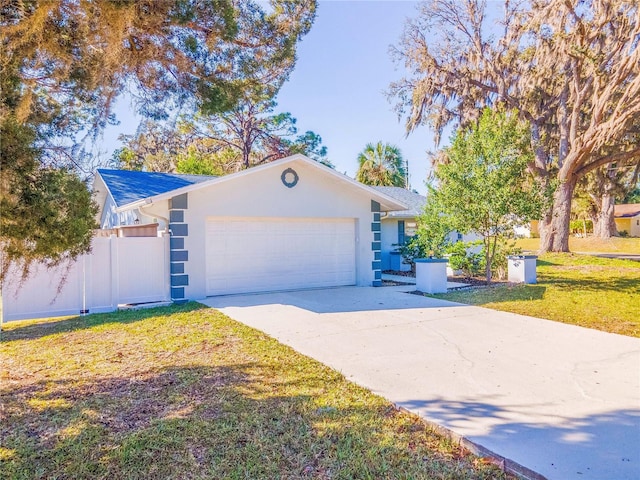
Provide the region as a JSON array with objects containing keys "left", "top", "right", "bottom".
[
  {"left": 507, "top": 255, "right": 538, "bottom": 284},
  {"left": 415, "top": 258, "right": 448, "bottom": 294}
]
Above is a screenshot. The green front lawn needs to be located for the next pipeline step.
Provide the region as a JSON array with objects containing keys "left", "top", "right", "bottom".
[
  {"left": 1, "top": 304, "right": 507, "bottom": 480},
  {"left": 437, "top": 254, "right": 640, "bottom": 337}
]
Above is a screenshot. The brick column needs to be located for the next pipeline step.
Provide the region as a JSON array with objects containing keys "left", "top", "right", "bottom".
[
  {"left": 371, "top": 200, "right": 382, "bottom": 286},
  {"left": 169, "top": 193, "right": 189, "bottom": 303}
]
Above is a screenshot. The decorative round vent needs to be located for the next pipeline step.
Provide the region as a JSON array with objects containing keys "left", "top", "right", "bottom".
[{"left": 281, "top": 168, "right": 299, "bottom": 188}]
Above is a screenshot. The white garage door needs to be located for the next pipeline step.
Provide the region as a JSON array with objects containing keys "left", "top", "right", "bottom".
[{"left": 206, "top": 217, "right": 356, "bottom": 296}]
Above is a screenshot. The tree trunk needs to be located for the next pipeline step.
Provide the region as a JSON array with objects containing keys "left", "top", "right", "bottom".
[
  {"left": 540, "top": 179, "right": 576, "bottom": 252},
  {"left": 593, "top": 193, "right": 618, "bottom": 238}
]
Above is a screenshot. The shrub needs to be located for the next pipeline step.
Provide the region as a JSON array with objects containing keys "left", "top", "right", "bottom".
[
  {"left": 444, "top": 241, "right": 484, "bottom": 277},
  {"left": 570, "top": 219, "right": 593, "bottom": 234},
  {"left": 397, "top": 236, "right": 429, "bottom": 271}
]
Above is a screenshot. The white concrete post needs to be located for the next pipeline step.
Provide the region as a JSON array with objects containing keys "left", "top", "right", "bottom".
[
  {"left": 415, "top": 258, "right": 448, "bottom": 294},
  {"left": 507, "top": 255, "right": 538, "bottom": 284}
]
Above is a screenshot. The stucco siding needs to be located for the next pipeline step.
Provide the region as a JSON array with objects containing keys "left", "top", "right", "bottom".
[
  {"left": 615, "top": 216, "right": 640, "bottom": 237},
  {"left": 180, "top": 159, "right": 374, "bottom": 299}
]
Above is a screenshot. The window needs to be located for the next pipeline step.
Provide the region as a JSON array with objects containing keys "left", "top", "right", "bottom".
[
  {"left": 398, "top": 221, "right": 405, "bottom": 245},
  {"left": 405, "top": 222, "right": 417, "bottom": 237}
]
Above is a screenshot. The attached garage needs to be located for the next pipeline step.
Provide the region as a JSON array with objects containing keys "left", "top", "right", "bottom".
[
  {"left": 94, "top": 154, "right": 408, "bottom": 302},
  {"left": 205, "top": 217, "right": 356, "bottom": 295}
]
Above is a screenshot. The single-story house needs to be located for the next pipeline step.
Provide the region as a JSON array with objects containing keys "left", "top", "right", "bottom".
[
  {"left": 370, "top": 186, "right": 425, "bottom": 271},
  {"left": 614, "top": 203, "right": 640, "bottom": 237},
  {"left": 370, "top": 186, "right": 479, "bottom": 270},
  {"left": 93, "top": 154, "right": 408, "bottom": 301}
]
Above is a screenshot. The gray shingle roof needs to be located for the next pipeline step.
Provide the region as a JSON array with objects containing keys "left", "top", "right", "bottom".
[
  {"left": 97, "top": 169, "right": 216, "bottom": 208},
  {"left": 370, "top": 186, "right": 425, "bottom": 218}
]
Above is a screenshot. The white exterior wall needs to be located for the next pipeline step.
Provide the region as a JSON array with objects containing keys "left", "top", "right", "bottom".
[
  {"left": 184, "top": 160, "right": 374, "bottom": 299},
  {"left": 163, "top": 160, "right": 375, "bottom": 299}
]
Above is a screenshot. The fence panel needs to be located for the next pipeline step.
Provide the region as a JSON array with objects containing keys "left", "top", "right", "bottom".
[
  {"left": 2, "top": 235, "right": 170, "bottom": 322},
  {"left": 115, "top": 237, "right": 170, "bottom": 305}
]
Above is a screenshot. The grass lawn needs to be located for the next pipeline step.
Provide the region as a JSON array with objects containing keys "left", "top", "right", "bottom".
[
  {"left": 516, "top": 235, "right": 640, "bottom": 253},
  {"left": 1, "top": 304, "right": 507, "bottom": 480},
  {"left": 438, "top": 254, "right": 640, "bottom": 337}
]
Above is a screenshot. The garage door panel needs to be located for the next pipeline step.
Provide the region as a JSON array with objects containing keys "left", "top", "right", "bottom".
[{"left": 206, "top": 217, "right": 356, "bottom": 296}]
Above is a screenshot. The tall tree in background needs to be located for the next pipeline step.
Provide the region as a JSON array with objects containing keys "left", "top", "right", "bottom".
[
  {"left": 424, "top": 108, "right": 543, "bottom": 283},
  {"left": 1, "top": 0, "right": 316, "bottom": 276},
  {"left": 180, "top": 100, "right": 331, "bottom": 170},
  {"left": 577, "top": 161, "right": 640, "bottom": 238},
  {"left": 356, "top": 142, "right": 406, "bottom": 187},
  {"left": 390, "top": 0, "right": 640, "bottom": 252},
  {"left": 113, "top": 101, "right": 331, "bottom": 174}
]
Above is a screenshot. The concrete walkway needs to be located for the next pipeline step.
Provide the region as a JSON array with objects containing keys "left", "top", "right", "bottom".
[
  {"left": 382, "top": 273, "right": 471, "bottom": 289},
  {"left": 201, "top": 286, "right": 640, "bottom": 480}
]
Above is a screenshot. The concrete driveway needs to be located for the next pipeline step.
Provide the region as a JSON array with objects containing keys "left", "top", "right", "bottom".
[{"left": 201, "top": 286, "right": 640, "bottom": 480}]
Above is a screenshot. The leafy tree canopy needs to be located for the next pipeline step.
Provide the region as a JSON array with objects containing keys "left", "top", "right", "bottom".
[
  {"left": 423, "top": 108, "right": 543, "bottom": 282},
  {"left": 114, "top": 100, "right": 331, "bottom": 174},
  {"left": 1, "top": 0, "right": 316, "bottom": 275},
  {"left": 391, "top": 0, "right": 640, "bottom": 252}
]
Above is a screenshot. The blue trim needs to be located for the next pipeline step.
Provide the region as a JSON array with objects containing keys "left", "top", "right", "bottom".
[
  {"left": 373, "top": 232, "right": 381, "bottom": 241},
  {"left": 372, "top": 260, "right": 382, "bottom": 270},
  {"left": 170, "top": 223, "right": 188, "bottom": 237},
  {"left": 170, "top": 193, "right": 188, "bottom": 210},
  {"left": 170, "top": 250, "right": 189, "bottom": 262},
  {"left": 169, "top": 210, "right": 184, "bottom": 223},
  {"left": 371, "top": 200, "right": 380, "bottom": 212},
  {"left": 171, "top": 287, "right": 185, "bottom": 299},
  {"left": 372, "top": 280, "right": 382, "bottom": 287},
  {"left": 170, "top": 262, "right": 185, "bottom": 274},
  {"left": 373, "top": 212, "right": 381, "bottom": 222},
  {"left": 398, "top": 220, "right": 405, "bottom": 245},
  {"left": 374, "top": 270, "right": 382, "bottom": 280},
  {"left": 371, "top": 222, "right": 381, "bottom": 232},
  {"left": 374, "top": 251, "right": 381, "bottom": 261},
  {"left": 171, "top": 274, "right": 189, "bottom": 287},
  {"left": 371, "top": 241, "right": 381, "bottom": 251},
  {"left": 170, "top": 237, "right": 184, "bottom": 250}
]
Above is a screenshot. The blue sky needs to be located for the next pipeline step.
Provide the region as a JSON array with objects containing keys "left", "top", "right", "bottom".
[
  {"left": 104, "top": 0, "right": 439, "bottom": 193},
  {"left": 275, "top": 0, "right": 434, "bottom": 191}
]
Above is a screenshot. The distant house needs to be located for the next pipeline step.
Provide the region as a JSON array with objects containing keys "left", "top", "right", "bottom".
[
  {"left": 614, "top": 203, "right": 640, "bottom": 237},
  {"left": 371, "top": 187, "right": 425, "bottom": 271}
]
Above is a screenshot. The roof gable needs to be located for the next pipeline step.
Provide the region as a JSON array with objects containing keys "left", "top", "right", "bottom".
[
  {"left": 97, "top": 169, "right": 215, "bottom": 208},
  {"left": 96, "top": 155, "right": 409, "bottom": 213}
]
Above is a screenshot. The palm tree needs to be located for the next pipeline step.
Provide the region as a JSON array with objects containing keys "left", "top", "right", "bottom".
[{"left": 356, "top": 142, "right": 407, "bottom": 187}]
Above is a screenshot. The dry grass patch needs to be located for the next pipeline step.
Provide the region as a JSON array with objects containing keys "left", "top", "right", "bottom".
[
  {"left": 516, "top": 236, "right": 640, "bottom": 253},
  {"left": 1, "top": 304, "right": 508, "bottom": 480}
]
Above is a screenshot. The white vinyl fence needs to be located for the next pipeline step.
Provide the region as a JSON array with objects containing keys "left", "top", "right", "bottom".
[{"left": 2, "top": 235, "right": 170, "bottom": 322}]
